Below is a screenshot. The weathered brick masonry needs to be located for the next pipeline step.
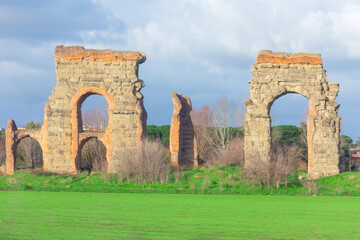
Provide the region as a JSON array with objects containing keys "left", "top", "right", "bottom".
[
  {"left": 3, "top": 48, "right": 341, "bottom": 179},
  {"left": 5, "top": 46, "right": 147, "bottom": 174},
  {"left": 169, "top": 92, "right": 198, "bottom": 167},
  {"left": 245, "top": 50, "right": 340, "bottom": 179}
]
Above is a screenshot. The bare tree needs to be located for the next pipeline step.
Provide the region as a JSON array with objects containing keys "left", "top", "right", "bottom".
[
  {"left": 299, "top": 122, "right": 308, "bottom": 162},
  {"left": 206, "top": 138, "right": 245, "bottom": 167},
  {"left": 16, "top": 137, "right": 43, "bottom": 169},
  {"left": 82, "top": 108, "right": 109, "bottom": 132},
  {"left": 210, "top": 97, "right": 244, "bottom": 151},
  {"left": 271, "top": 143, "right": 301, "bottom": 188},
  {"left": 81, "top": 138, "right": 107, "bottom": 173},
  {"left": 271, "top": 127, "right": 282, "bottom": 144},
  {"left": 115, "top": 139, "right": 170, "bottom": 184},
  {"left": 191, "top": 105, "right": 213, "bottom": 161},
  {"left": 244, "top": 155, "right": 272, "bottom": 188},
  {"left": 191, "top": 97, "right": 244, "bottom": 163},
  {"left": 244, "top": 144, "right": 301, "bottom": 189}
]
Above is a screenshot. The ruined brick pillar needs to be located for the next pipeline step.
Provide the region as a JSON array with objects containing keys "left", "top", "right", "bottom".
[
  {"left": 170, "top": 92, "right": 198, "bottom": 167},
  {"left": 245, "top": 50, "right": 340, "bottom": 179},
  {"left": 5, "top": 119, "right": 17, "bottom": 174}
]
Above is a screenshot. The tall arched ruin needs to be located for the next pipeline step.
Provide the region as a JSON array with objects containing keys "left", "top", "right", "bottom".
[
  {"left": 5, "top": 45, "right": 147, "bottom": 174},
  {"left": 244, "top": 50, "right": 341, "bottom": 179}
]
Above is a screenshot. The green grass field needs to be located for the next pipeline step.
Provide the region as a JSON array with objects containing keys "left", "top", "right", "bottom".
[
  {"left": 0, "top": 191, "right": 359, "bottom": 239},
  {"left": 1, "top": 167, "right": 360, "bottom": 196}
]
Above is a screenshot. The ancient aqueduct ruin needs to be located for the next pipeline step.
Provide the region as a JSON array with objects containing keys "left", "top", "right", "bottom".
[{"left": 2, "top": 46, "right": 341, "bottom": 179}]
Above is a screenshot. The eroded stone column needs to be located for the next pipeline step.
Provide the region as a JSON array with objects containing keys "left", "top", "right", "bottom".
[
  {"left": 5, "top": 119, "right": 17, "bottom": 175},
  {"left": 170, "top": 92, "right": 198, "bottom": 167}
]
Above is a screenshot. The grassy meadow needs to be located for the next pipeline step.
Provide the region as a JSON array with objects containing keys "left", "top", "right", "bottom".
[
  {"left": 0, "top": 166, "right": 360, "bottom": 196},
  {"left": 0, "top": 191, "right": 359, "bottom": 239},
  {"left": 1, "top": 167, "right": 360, "bottom": 239}
]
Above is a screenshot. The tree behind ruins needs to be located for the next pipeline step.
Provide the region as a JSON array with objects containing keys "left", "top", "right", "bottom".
[{"left": 191, "top": 97, "right": 244, "bottom": 164}]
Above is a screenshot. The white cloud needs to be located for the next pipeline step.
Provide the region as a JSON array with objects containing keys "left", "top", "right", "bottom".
[
  {"left": 2, "top": 0, "right": 360, "bottom": 138},
  {"left": 90, "top": 0, "right": 360, "bottom": 61}
]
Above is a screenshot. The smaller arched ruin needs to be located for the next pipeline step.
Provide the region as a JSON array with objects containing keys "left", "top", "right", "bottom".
[
  {"left": 5, "top": 119, "right": 47, "bottom": 174},
  {"left": 244, "top": 50, "right": 341, "bottom": 179}
]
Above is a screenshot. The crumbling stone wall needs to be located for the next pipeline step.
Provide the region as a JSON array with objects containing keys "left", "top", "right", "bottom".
[
  {"left": 170, "top": 92, "right": 198, "bottom": 167},
  {"left": 245, "top": 50, "right": 340, "bottom": 179},
  {"left": 5, "top": 45, "right": 147, "bottom": 174}
]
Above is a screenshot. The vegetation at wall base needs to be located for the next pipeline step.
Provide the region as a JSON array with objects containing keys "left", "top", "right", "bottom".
[{"left": 1, "top": 166, "right": 359, "bottom": 196}]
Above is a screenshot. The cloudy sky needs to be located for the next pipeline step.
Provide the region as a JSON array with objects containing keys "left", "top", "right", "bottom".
[{"left": 1, "top": 0, "right": 360, "bottom": 140}]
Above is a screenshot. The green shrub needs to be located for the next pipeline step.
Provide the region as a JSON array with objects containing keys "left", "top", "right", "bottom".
[{"left": 25, "top": 121, "right": 41, "bottom": 130}]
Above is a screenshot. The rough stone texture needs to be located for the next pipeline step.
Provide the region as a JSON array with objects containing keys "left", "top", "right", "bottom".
[
  {"left": 5, "top": 45, "right": 147, "bottom": 174},
  {"left": 245, "top": 50, "right": 340, "bottom": 179},
  {"left": 170, "top": 92, "right": 198, "bottom": 167}
]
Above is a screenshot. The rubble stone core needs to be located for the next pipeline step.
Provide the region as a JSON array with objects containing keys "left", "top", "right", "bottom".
[
  {"left": 5, "top": 45, "right": 147, "bottom": 174},
  {"left": 245, "top": 50, "right": 341, "bottom": 179},
  {"left": 170, "top": 92, "right": 198, "bottom": 167}
]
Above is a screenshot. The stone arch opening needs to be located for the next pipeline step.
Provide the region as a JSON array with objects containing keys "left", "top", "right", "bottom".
[
  {"left": 269, "top": 93, "right": 311, "bottom": 169},
  {"left": 71, "top": 87, "right": 114, "bottom": 134},
  {"left": 78, "top": 137, "right": 107, "bottom": 173},
  {"left": 15, "top": 136, "right": 43, "bottom": 170},
  {"left": 81, "top": 94, "right": 109, "bottom": 133},
  {"left": 70, "top": 87, "right": 114, "bottom": 173},
  {"left": 267, "top": 91, "right": 310, "bottom": 116},
  {"left": 244, "top": 50, "right": 340, "bottom": 179}
]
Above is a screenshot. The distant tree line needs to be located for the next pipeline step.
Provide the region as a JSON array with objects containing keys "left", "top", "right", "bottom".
[{"left": 146, "top": 125, "right": 170, "bottom": 145}]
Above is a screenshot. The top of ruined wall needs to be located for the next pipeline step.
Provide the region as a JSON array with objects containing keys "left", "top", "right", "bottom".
[
  {"left": 171, "top": 92, "right": 192, "bottom": 117},
  {"left": 55, "top": 45, "right": 146, "bottom": 63},
  {"left": 256, "top": 50, "right": 322, "bottom": 65}
]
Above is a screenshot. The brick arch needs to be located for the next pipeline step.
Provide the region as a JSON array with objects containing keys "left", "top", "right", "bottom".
[
  {"left": 70, "top": 87, "right": 114, "bottom": 173},
  {"left": 267, "top": 90, "right": 311, "bottom": 114},
  {"left": 70, "top": 87, "right": 115, "bottom": 132},
  {"left": 79, "top": 135, "right": 107, "bottom": 149},
  {"left": 244, "top": 50, "right": 341, "bottom": 179},
  {"left": 15, "top": 135, "right": 44, "bottom": 169},
  {"left": 5, "top": 131, "right": 44, "bottom": 174},
  {"left": 77, "top": 135, "right": 108, "bottom": 172},
  {"left": 17, "top": 132, "right": 43, "bottom": 146}
]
